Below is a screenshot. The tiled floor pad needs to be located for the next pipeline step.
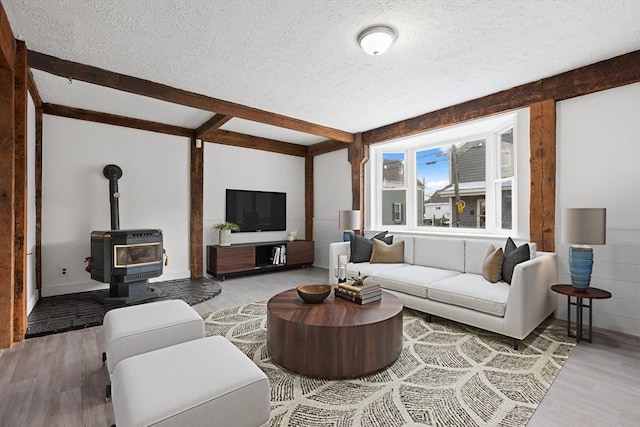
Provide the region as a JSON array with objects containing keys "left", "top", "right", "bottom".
[{"left": 26, "top": 277, "right": 221, "bottom": 338}]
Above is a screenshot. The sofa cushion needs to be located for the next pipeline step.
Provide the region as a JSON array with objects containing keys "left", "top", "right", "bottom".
[
  {"left": 428, "top": 274, "right": 510, "bottom": 317},
  {"left": 345, "top": 262, "right": 404, "bottom": 282},
  {"left": 394, "top": 235, "right": 415, "bottom": 264},
  {"left": 482, "top": 245, "right": 504, "bottom": 283},
  {"left": 370, "top": 239, "right": 405, "bottom": 263},
  {"left": 375, "top": 265, "right": 462, "bottom": 299},
  {"left": 502, "top": 237, "right": 530, "bottom": 284},
  {"left": 413, "top": 237, "right": 465, "bottom": 272},
  {"left": 465, "top": 240, "right": 496, "bottom": 274},
  {"left": 350, "top": 231, "right": 392, "bottom": 263}
]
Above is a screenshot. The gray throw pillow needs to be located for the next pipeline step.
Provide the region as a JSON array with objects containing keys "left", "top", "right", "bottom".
[
  {"left": 501, "top": 237, "right": 530, "bottom": 284},
  {"left": 349, "top": 231, "right": 393, "bottom": 263}
]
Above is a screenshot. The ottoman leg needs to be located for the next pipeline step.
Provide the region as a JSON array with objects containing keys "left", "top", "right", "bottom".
[
  {"left": 105, "top": 383, "right": 111, "bottom": 403},
  {"left": 102, "top": 351, "right": 107, "bottom": 367}
]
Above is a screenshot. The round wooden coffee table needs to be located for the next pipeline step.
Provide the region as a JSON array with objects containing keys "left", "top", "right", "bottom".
[{"left": 267, "top": 287, "right": 403, "bottom": 379}]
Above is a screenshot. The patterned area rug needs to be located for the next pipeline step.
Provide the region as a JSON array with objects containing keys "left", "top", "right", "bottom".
[{"left": 203, "top": 302, "right": 575, "bottom": 427}]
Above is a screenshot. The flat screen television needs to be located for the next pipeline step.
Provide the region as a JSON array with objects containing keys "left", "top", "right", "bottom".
[{"left": 225, "top": 189, "right": 286, "bottom": 232}]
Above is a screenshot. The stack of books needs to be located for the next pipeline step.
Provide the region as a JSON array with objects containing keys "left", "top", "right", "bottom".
[
  {"left": 334, "top": 282, "right": 382, "bottom": 304},
  {"left": 271, "top": 245, "right": 286, "bottom": 265}
]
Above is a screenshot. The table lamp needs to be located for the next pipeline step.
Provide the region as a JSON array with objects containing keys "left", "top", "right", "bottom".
[
  {"left": 562, "top": 208, "right": 606, "bottom": 290},
  {"left": 339, "top": 210, "right": 361, "bottom": 242}
]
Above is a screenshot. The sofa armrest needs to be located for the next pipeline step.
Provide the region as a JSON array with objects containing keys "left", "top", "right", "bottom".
[
  {"left": 328, "top": 242, "right": 350, "bottom": 285},
  {"left": 502, "top": 253, "right": 558, "bottom": 340}
]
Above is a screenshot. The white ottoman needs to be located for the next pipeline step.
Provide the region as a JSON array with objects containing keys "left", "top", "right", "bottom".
[
  {"left": 103, "top": 299, "right": 205, "bottom": 375},
  {"left": 111, "top": 336, "right": 271, "bottom": 427}
]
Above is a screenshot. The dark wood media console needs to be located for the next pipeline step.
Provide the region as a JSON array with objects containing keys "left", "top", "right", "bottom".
[{"left": 207, "top": 240, "right": 314, "bottom": 280}]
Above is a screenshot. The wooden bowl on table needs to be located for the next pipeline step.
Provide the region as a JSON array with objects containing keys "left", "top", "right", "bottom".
[{"left": 296, "top": 284, "right": 332, "bottom": 304}]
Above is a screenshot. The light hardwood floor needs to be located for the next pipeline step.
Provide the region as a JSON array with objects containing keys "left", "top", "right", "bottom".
[{"left": 1, "top": 267, "right": 638, "bottom": 427}]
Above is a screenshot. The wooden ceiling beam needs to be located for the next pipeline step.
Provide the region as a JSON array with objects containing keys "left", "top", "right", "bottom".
[
  {"left": 363, "top": 81, "right": 542, "bottom": 146},
  {"left": 195, "top": 114, "right": 232, "bottom": 138},
  {"left": 42, "top": 104, "right": 193, "bottom": 138},
  {"left": 41, "top": 103, "right": 312, "bottom": 159},
  {"left": 307, "top": 139, "right": 350, "bottom": 157},
  {"left": 542, "top": 50, "right": 640, "bottom": 101},
  {"left": 363, "top": 50, "right": 640, "bottom": 146},
  {"left": 204, "top": 129, "right": 308, "bottom": 158},
  {"left": 28, "top": 50, "right": 355, "bottom": 143}
]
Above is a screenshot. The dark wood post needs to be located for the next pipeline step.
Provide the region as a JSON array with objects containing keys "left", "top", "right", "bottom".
[
  {"left": 347, "top": 133, "right": 368, "bottom": 233},
  {"left": 0, "top": 2, "right": 17, "bottom": 348},
  {"left": 530, "top": 99, "right": 556, "bottom": 252},
  {"left": 12, "top": 40, "right": 27, "bottom": 341},
  {"left": 305, "top": 155, "right": 313, "bottom": 241},
  {"left": 190, "top": 136, "right": 204, "bottom": 277}
]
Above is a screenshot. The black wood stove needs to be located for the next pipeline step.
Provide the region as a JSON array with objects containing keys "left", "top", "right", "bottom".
[{"left": 89, "top": 165, "right": 163, "bottom": 303}]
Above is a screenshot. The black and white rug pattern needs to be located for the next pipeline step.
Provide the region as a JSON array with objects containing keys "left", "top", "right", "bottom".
[{"left": 203, "top": 302, "right": 575, "bottom": 427}]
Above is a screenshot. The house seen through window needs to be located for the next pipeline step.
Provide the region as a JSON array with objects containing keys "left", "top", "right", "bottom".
[{"left": 382, "top": 153, "right": 407, "bottom": 226}]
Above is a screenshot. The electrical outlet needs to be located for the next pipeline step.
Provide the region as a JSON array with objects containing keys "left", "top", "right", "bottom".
[{"left": 59, "top": 266, "right": 68, "bottom": 277}]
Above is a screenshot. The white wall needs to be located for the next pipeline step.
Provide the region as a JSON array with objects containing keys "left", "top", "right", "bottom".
[
  {"left": 26, "top": 94, "right": 37, "bottom": 313},
  {"left": 42, "top": 116, "right": 191, "bottom": 296},
  {"left": 202, "top": 144, "right": 306, "bottom": 274},
  {"left": 556, "top": 82, "right": 640, "bottom": 336},
  {"left": 313, "top": 149, "right": 352, "bottom": 269}
]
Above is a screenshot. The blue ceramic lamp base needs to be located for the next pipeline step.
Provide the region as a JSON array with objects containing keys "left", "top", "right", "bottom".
[{"left": 568, "top": 247, "right": 593, "bottom": 290}]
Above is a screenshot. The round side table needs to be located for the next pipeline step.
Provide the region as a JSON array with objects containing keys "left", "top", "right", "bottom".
[{"left": 551, "top": 284, "right": 612, "bottom": 343}]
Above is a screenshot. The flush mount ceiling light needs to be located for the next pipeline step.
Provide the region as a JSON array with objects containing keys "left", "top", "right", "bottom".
[{"left": 357, "top": 25, "right": 397, "bottom": 56}]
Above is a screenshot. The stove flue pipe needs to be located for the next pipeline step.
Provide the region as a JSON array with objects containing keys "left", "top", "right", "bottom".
[{"left": 103, "top": 164, "right": 123, "bottom": 231}]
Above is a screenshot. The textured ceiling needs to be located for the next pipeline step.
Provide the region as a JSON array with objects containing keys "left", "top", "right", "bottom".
[{"left": 4, "top": 0, "right": 640, "bottom": 144}]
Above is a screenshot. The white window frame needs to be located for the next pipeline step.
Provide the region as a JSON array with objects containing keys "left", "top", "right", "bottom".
[
  {"left": 370, "top": 115, "right": 518, "bottom": 236},
  {"left": 492, "top": 124, "right": 517, "bottom": 232}
]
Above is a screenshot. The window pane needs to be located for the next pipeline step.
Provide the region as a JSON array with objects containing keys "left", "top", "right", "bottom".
[
  {"left": 416, "top": 141, "right": 486, "bottom": 229},
  {"left": 501, "top": 181, "right": 513, "bottom": 229},
  {"left": 416, "top": 186, "right": 425, "bottom": 226},
  {"left": 478, "top": 199, "right": 486, "bottom": 228},
  {"left": 452, "top": 140, "right": 486, "bottom": 228},
  {"left": 500, "top": 128, "right": 514, "bottom": 179},
  {"left": 383, "top": 153, "right": 405, "bottom": 187},
  {"left": 417, "top": 147, "right": 450, "bottom": 227},
  {"left": 382, "top": 190, "right": 406, "bottom": 225}
]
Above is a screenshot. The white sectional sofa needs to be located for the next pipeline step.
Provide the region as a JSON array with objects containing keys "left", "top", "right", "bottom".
[{"left": 329, "top": 235, "right": 558, "bottom": 348}]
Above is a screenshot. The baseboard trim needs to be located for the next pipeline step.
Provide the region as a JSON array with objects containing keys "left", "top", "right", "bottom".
[
  {"left": 41, "top": 281, "right": 109, "bottom": 297},
  {"left": 27, "top": 293, "right": 40, "bottom": 315}
]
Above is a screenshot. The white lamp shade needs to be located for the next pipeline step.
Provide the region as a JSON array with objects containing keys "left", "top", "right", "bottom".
[
  {"left": 357, "top": 26, "right": 396, "bottom": 56},
  {"left": 562, "top": 208, "right": 606, "bottom": 245},
  {"left": 339, "top": 210, "right": 361, "bottom": 231}
]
